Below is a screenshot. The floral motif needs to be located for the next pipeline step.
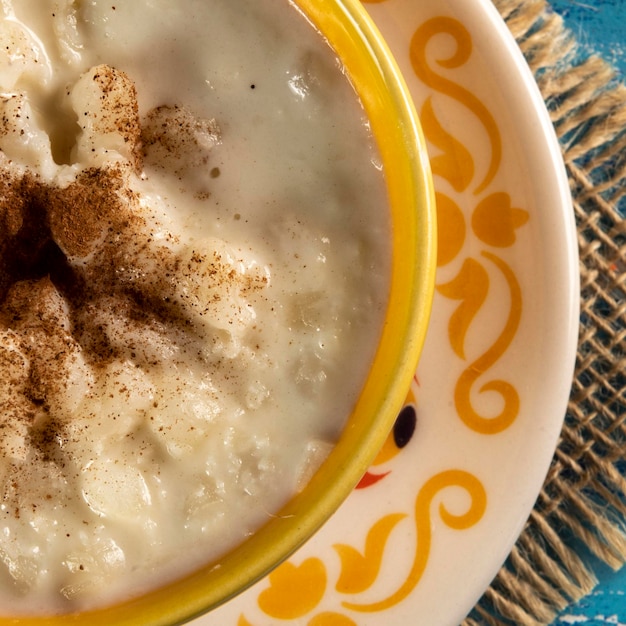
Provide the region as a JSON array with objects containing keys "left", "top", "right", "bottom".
[
  {"left": 410, "top": 16, "right": 502, "bottom": 194},
  {"left": 415, "top": 16, "right": 529, "bottom": 434},
  {"left": 342, "top": 470, "right": 487, "bottom": 613},
  {"left": 334, "top": 513, "right": 406, "bottom": 595},
  {"left": 257, "top": 558, "right": 327, "bottom": 620},
  {"left": 472, "top": 193, "right": 529, "bottom": 248},
  {"left": 240, "top": 470, "right": 486, "bottom": 624}
]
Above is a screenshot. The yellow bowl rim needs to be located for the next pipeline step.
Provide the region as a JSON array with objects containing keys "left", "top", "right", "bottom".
[{"left": 2, "top": 1, "right": 436, "bottom": 624}]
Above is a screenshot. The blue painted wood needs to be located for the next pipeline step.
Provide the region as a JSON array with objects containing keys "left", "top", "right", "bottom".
[
  {"left": 547, "top": 1, "right": 626, "bottom": 623},
  {"left": 549, "top": 0, "right": 626, "bottom": 77},
  {"left": 552, "top": 554, "right": 626, "bottom": 624}
]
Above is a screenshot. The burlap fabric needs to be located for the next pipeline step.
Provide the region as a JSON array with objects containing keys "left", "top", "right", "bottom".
[{"left": 462, "top": 1, "right": 626, "bottom": 624}]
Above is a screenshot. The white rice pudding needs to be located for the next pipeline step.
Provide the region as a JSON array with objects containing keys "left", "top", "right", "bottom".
[{"left": 0, "top": 0, "right": 390, "bottom": 614}]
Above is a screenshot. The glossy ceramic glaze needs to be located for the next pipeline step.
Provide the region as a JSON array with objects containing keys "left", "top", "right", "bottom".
[
  {"left": 201, "top": 0, "right": 580, "bottom": 624},
  {"left": 0, "top": 1, "right": 435, "bottom": 624}
]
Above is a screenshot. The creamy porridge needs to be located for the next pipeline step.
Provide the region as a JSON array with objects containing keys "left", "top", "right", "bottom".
[{"left": 0, "top": 0, "right": 390, "bottom": 614}]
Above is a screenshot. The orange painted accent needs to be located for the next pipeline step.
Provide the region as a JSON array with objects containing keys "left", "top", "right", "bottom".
[
  {"left": 372, "top": 432, "right": 402, "bottom": 466},
  {"left": 237, "top": 616, "right": 255, "bottom": 626},
  {"left": 308, "top": 612, "right": 358, "bottom": 626},
  {"left": 454, "top": 252, "right": 522, "bottom": 434},
  {"left": 437, "top": 258, "right": 489, "bottom": 360},
  {"left": 371, "top": 386, "right": 417, "bottom": 465},
  {"left": 343, "top": 470, "right": 486, "bottom": 612},
  {"left": 334, "top": 513, "right": 406, "bottom": 595},
  {"left": 410, "top": 17, "right": 501, "bottom": 194},
  {"left": 472, "top": 192, "right": 529, "bottom": 248},
  {"left": 258, "top": 558, "right": 327, "bottom": 620},
  {"left": 421, "top": 97, "right": 474, "bottom": 193},
  {"left": 356, "top": 470, "right": 390, "bottom": 489},
  {"left": 435, "top": 192, "right": 467, "bottom": 267}
]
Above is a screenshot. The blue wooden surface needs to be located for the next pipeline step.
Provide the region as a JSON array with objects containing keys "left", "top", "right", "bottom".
[
  {"left": 546, "top": 1, "right": 626, "bottom": 624},
  {"left": 549, "top": 0, "right": 626, "bottom": 77}
]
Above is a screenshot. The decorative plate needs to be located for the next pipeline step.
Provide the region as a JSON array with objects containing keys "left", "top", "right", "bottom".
[{"left": 194, "top": 0, "right": 579, "bottom": 624}]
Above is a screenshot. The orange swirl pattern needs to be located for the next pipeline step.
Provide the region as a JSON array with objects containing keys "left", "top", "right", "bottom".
[
  {"left": 410, "top": 17, "right": 501, "bottom": 195},
  {"left": 342, "top": 470, "right": 487, "bottom": 613},
  {"left": 334, "top": 513, "right": 407, "bottom": 595},
  {"left": 239, "top": 470, "right": 486, "bottom": 624},
  {"left": 417, "top": 16, "right": 529, "bottom": 434},
  {"left": 450, "top": 252, "right": 522, "bottom": 434}
]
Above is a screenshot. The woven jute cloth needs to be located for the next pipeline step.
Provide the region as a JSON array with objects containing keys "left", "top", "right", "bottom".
[{"left": 462, "top": 1, "right": 626, "bottom": 624}]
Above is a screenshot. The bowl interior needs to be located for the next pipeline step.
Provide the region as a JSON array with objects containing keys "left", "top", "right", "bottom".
[{"left": 4, "top": 1, "right": 435, "bottom": 624}]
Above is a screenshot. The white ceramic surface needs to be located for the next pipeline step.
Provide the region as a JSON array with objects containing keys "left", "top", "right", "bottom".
[{"left": 191, "top": 0, "right": 579, "bottom": 624}]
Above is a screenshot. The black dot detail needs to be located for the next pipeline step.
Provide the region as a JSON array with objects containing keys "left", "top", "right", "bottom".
[{"left": 393, "top": 405, "right": 417, "bottom": 449}]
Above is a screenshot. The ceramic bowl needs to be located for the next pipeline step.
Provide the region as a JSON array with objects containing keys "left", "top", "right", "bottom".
[{"left": 4, "top": 1, "right": 435, "bottom": 623}]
